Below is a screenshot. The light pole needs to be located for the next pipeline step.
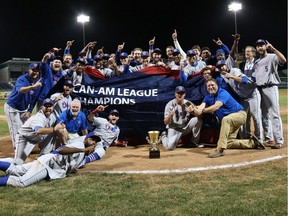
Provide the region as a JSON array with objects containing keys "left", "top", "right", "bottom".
[
  {"left": 228, "top": 2, "right": 242, "bottom": 34},
  {"left": 77, "top": 15, "right": 90, "bottom": 47}
]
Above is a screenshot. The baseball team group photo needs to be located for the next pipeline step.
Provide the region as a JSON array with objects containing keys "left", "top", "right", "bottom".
[{"left": 0, "top": 0, "right": 287, "bottom": 215}]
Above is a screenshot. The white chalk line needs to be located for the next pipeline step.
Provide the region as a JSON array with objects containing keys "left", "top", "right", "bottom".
[
  {"left": 1, "top": 135, "right": 287, "bottom": 174},
  {"left": 90, "top": 154, "right": 287, "bottom": 174},
  {"left": 0, "top": 136, "right": 11, "bottom": 140}
]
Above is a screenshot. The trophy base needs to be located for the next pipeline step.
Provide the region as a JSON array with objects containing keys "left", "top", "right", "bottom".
[{"left": 149, "top": 148, "right": 160, "bottom": 159}]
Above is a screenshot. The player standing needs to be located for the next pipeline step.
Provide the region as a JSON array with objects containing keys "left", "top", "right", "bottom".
[
  {"left": 253, "top": 39, "right": 286, "bottom": 149},
  {"left": 4, "top": 63, "right": 42, "bottom": 149}
]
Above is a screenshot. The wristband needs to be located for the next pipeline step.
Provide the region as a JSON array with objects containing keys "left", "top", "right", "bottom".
[
  {"left": 202, "top": 108, "right": 206, "bottom": 114},
  {"left": 92, "top": 109, "right": 98, "bottom": 114}
]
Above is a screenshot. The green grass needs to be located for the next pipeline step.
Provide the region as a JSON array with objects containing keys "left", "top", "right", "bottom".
[
  {"left": 0, "top": 90, "right": 287, "bottom": 216},
  {"left": 0, "top": 100, "right": 5, "bottom": 115},
  {"left": 0, "top": 121, "right": 9, "bottom": 135},
  {"left": 279, "top": 89, "right": 287, "bottom": 124},
  {"left": 0, "top": 160, "right": 287, "bottom": 216}
]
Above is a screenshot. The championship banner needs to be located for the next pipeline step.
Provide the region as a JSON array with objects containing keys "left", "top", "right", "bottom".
[{"left": 67, "top": 66, "right": 207, "bottom": 142}]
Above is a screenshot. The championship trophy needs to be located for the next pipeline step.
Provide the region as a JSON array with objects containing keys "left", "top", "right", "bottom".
[{"left": 146, "top": 130, "right": 160, "bottom": 159}]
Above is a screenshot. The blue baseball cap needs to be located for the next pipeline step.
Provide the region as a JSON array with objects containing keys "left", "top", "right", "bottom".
[
  {"left": 76, "top": 58, "right": 86, "bottom": 65},
  {"left": 42, "top": 98, "right": 54, "bottom": 106},
  {"left": 102, "top": 53, "right": 110, "bottom": 60},
  {"left": 109, "top": 109, "right": 120, "bottom": 116},
  {"left": 28, "top": 62, "right": 39, "bottom": 70},
  {"left": 172, "top": 49, "right": 180, "bottom": 56},
  {"left": 255, "top": 39, "right": 267, "bottom": 45},
  {"left": 85, "top": 131, "right": 101, "bottom": 142},
  {"left": 53, "top": 55, "right": 63, "bottom": 63},
  {"left": 141, "top": 51, "right": 150, "bottom": 58},
  {"left": 186, "top": 50, "right": 196, "bottom": 56},
  {"left": 216, "top": 60, "right": 226, "bottom": 68},
  {"left": 216, "top": 49, "right": 225, "bottom": 55},
  {"left": 152, "top": 48, "right": 162, "bottom": 54},
  {"left": 94, "top": 54, "right": 102, "bottom": 61},
  {"left": 175, "top": 86, "right": 186, "bottom": 93},
  {"left": 120, "top": 52, "right": 128, "bottom": 59},
  {"left": 64, "top": 79, "right": 73, "bottom": 87}
]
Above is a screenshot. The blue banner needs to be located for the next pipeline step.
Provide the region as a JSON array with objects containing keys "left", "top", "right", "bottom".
[{"left": 69, "top": 66, "right": 207, "bottom": 142}]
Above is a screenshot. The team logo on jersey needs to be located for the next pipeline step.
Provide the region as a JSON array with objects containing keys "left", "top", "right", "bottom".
[
  {"left": 30, "top": 90, "right": 34, "bottom": 95},
  {"left": 62, "top": 102, "right": 68, "bottom": 108},
  {"left": 104, "top": 124, "right": 111, "bottom": 131}
]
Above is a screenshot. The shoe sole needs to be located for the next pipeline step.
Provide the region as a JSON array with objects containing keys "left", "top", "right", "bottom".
[
  {"left": 258, "top": 142, "right": 266, "bottom": 150},
  {"left": 271, "top": 145, "right": 282, "bottom": 149},
  {"left": 208, "top": 152, "right": 224, "bottom": 158},
  {"left": 251, "top": 135, "right": 265, "bottom": 149},
  {"left": 263, "top": 141, "right": 274, "bottom": 147},
  {"left": 208, "top": 154, "right": 224, "bottom": 158}
]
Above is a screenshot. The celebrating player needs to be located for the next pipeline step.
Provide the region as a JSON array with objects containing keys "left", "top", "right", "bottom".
[
  {"left": 4, "top": 98, "right": 66, "bottom": 165},
  {"left": 86, "top": 106, "right": 120, "bottom": 161},
  {"left": 160, "top": 86, "right": 202, "bottom": 150},
  {"left": 253, "top": 39, "right": 286, "bottom": 149},
  {"left": 0, "top": 132, "right": 100, "bottom": 187},
  {"left": 4, "top": 63, "right": 42, "bottom": 149}
]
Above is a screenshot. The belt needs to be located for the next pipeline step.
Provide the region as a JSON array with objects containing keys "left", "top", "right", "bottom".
[{"left": 257, "top": 84, "right": 277, "bottom": 89}]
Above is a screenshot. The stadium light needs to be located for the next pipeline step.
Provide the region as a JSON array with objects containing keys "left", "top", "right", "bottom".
[
  {"left": 228, "top": 2, "right": 242, "bottom": 34},
  {"left": 77, "top": 15, "right": 90, "bottom": 47}
]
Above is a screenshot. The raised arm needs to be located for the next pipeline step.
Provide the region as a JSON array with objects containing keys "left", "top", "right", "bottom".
[
  {"left": 87, "top": 105, "right": 108, "bottom": 122},
  {"left": 172, "top": 29, "right": 186, "bottom": 60},
  {"left": 266, "top": 40, "right": 287, "bottom": 64}
]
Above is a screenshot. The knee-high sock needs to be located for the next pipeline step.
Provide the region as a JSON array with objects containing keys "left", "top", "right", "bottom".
[
  {"left": 0, "top": 176, "right": 9, "bottom": 186},
  {"left": 85, "top": 152, "right": 100, "bottom": 163},
  {"left": 0, "top": 161, "right": 11, "bottom": 171}
]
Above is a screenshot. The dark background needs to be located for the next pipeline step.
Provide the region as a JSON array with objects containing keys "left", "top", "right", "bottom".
[{"left": 0, "top": 0, "right": 287, "bottom": 64}]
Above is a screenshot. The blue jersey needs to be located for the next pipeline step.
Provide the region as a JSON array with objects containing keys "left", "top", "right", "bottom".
[
  {"left": 37, "top": 62, "right": 63, "bottom": 102},
  {"left": 7, "top": 73, "right": 40, "bottom": 112},
  {"left": 203, "top": 87, "right": 244, "bottom": 121},
  {"left": 57, "top": 109, "right": 88, "bottom": 133}
]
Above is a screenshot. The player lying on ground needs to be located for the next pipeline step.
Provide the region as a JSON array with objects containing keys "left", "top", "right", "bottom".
[{"left": 0, "top": 132, "right": 100, "bottom": 187}]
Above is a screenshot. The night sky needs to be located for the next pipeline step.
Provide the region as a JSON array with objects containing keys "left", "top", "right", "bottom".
[{"left": 0, "top": 0, "right": 287, "bottom": 64}]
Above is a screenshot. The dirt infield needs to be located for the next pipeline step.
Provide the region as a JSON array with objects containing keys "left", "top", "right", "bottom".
[{"left": 0, "top": 135, "right": 287, "bottom": 173}]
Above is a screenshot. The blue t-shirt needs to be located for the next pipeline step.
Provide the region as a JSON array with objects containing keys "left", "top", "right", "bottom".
[
  {"left": 203, "top": 87, "right": 244, "bottom": 122},
  {"left": 57, "top": 110, "right": 88, "bottom": 133}
]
